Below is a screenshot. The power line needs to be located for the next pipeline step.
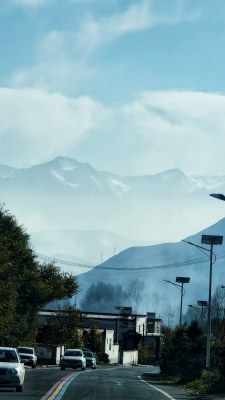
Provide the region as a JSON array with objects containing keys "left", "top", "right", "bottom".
[{"left": 36, "top": 250, "right": 225, "bottom": 272}]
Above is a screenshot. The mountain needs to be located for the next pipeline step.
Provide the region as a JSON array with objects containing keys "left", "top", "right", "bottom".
[
  {"left": 1, "top": 156, "right": 225, "bottom": 264},
  {"left": 76, "top": 218, "right": 225, "bottom": 325}
]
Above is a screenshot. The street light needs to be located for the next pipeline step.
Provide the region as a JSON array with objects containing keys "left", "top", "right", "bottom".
[
  {"left": 188, "top": 301, "right": 208, "bottom": 327},
  {"left": 115, "top": 306, "right": 132, "bottom": 344},
  {"left": 176, "top": 277, "right": 190, "bottom": 326},
  {"left": 197, "top": 300, "right": 208, "bottom": 328},
  {"left": 188, "top": 304, "right": 199, "bottom": 321},
  {"left": 201, "top": 234, "right": 223, "bottom": 370},
  {"left": 209, "top": 193, "right": 225, "bottom": 201},
  {"left": 164, "top": 277, "right": 190, "bottom": 326}
]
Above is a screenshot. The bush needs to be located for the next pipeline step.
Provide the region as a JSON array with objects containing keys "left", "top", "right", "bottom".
[
  {"left": 96, "top": 352, "right": 109, "bottom": 365},
  {"left": 187, "top": 370, "right": 224, "bottom": 394},
  {"left": 160, "top": 321, "right": 205, "bottom": 382},
  {"left": 138, "top": 344, "right": 154, "bottom": 365}
]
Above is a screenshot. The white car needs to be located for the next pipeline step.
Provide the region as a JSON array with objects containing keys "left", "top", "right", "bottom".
[
  {"left": 60, "top": 349, "right": 86, "bottom": 370},
  {"left": 0, "top": 347, "right": 26, "bottom": 392},
  {"left": 18, "top": 346, "right": 37, "bottom": 368}
]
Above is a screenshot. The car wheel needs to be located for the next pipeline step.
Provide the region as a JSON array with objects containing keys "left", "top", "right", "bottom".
[
  {"left": 16, "top": 385, "right": 23, "bottom": 392},
  {"left": 61, "top": 365, "right": 65, "bottom": 370},
  {"left": 32, "top": 364, "right": 36, "bottom": 369}
]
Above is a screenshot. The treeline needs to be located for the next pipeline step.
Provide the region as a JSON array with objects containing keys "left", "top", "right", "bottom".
[
  {"left": 80, "top": 279, "right": 145, "bottom": 313},
  {"left": 160, "top": 320, "right": 225, "bottom": 394},
  {"left": 0, "top": 206, "right": 78, "bottom": 346}
]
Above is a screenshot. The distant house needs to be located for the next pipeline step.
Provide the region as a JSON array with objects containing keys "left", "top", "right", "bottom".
[{"left": 37, "top": 309, "right": 162, "bottom": 364}]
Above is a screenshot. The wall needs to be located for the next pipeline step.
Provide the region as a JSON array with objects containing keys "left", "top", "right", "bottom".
[
  {"left": 35, "top": 344, "right": 64, "bottom": 365},
  {"left": 122, "top": 350, "right": 138, "bottom": 366},
  {"left": 104, "top": 329, "right": 119, "bottom": 364}
]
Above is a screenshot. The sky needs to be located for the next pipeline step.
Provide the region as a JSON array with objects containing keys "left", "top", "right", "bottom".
[{"left": 1, "top": 0, "right": 225, "bottom": 177}]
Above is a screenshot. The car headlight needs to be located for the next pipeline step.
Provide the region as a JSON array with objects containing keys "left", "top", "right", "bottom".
[{"left": 7, "top": 368, "right": 20, "bottom": 376}]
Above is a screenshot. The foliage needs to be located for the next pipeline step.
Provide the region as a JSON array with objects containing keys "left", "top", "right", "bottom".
[
  {"left": 138, "top": 344, "right": 154, "bottom": 365},
  {"left": 96, "top": 352, "right": 109, "bottom": 365},
  {"left": 37, "top": 305, "right": 83, "bottom": 347},
  {"left": 186, "top": 370, "right": 224, "bottom": 395},
  {"left": 127, "top": 279, "right": 145, "bottom": 312},
  {"left": 80, "top": 279, "right": 146, "bottom": 313},
  {"left": 0, "top": 205, "right": 78, "bottom": 346},
  {"left": 160, "top": 320, "right": 205, "bottom": 382},
  {"left": 80, "top": 282, "right": 129, "bottom": 312},
  {"left": 83, "top": 326, "right": 104, "bottom": 353}
]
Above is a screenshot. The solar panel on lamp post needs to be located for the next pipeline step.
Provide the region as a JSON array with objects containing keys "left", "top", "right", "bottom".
[{"left": 164, "top": 277, "right": 190, "bottom": 326}]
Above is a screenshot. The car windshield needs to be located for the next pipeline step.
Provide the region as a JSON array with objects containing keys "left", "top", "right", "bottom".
[
  {"left": 0, "top": 350, "right": 19, "bottom": 363},
  {"left": 65, "top": 350, "right": 82, "bottom": 357},
  {"left": 84, "top": 351, "right": 94, "bottom": 357},
  {"left": 18, "top": 348, "right": 33, "bottom": 354}
]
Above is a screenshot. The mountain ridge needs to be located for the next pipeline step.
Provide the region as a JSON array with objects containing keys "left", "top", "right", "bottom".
[{"left": 1, "top": 156, "right": 225, "bottom": 263}]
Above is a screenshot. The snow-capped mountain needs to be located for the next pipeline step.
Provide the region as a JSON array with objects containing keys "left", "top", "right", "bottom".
[{"left": 1, "top": 156, "right": 225, "bottom": 264}]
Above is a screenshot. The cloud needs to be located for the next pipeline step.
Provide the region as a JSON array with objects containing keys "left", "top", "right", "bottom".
[
  {"left": 117, "top": 90, "right": 225, "bottom": 175},
  {"left": 7, "top": 0, "right": 200, "bottom": 94},
  {"left": 1, "top": 87, "right": 225, "bottom": 177},
  {"left": 76, "top": 1, "right": 156, "bottom": 53},
  {"left": 0, "top": 88, "right": 111, "bottom": 167}
]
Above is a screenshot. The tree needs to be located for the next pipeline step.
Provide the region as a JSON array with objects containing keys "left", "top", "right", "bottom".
[
  {"left": 83, "top": 326, "right": 104, "bottom": 353},
  {"left": 0, "top": 205, "right": 78, "bottom": 345},
  {"left": 37, "top": 305, "right": 84, "bottom": 347},
  {"left": 160, "top": 321, "right": 205, "bottom": 382},
  {"left": 80, "top": 282, "right": 128, "bottom": 312},
  {"left": 127, "top": 279, "right": 145, "bottom": 312}
]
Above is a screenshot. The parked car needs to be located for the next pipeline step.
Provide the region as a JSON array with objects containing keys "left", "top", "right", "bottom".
[
  {"left": 82, "top": 349, "right": 97, "bottom": 369},
  {"left": 60, "top": 349, "right": 86, "bottom": 370},
  {"left": 0, "top": 347, "right": 26, "bottom": 392},
  {"left": 17, "top": 346, "right": 37, "bottom": 368}
]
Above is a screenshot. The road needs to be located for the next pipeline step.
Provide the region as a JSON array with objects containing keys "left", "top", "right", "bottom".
[{"left": 0, "top": 365, "right": 210, "bottom": 400}]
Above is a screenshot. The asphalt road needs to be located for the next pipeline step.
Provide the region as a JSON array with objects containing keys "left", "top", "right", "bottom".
[{"left": 0, "top": 365, "right": 214, "bottom": 400}]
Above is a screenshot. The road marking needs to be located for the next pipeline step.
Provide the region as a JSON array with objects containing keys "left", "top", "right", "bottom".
[
  {"left": 138, "top": 376, "right": 175, "bottom": 400},
  {"left": 40, "top": 372, "right": 80, "bottom": 400}
]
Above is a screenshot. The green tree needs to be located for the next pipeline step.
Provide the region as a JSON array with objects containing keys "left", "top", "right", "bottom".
[
  {"left": 83, "top": 326, "right": 104, "bottom": 353},
  {"left": 160, "top": 321, "right": 205, "bottom": 382},
  {"left": 0, "top": 206, "right": 78, "bottom": 345},
  {"left": 80, "top": 282, "right": 128, "bottom": 312},
  {"left": 37, "top": 306, "right": 83, "bottom": 347}
]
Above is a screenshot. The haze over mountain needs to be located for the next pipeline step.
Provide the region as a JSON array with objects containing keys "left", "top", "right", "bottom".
[
  {"left": 1, "top": 156, "right": 225, "bottom": 323},
  {"left": 1, "top": 156, "right": 225, "bottom": 266},
  {"left": 76, "top": 218, "right": 225, "bottom": 326}
]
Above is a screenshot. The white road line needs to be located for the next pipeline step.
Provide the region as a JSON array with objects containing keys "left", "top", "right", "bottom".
[{"left": 138, "top": 376, "right": 175, "bottom": 400}]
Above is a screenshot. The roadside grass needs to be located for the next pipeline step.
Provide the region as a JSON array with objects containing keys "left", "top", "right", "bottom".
[{"left": 186, "top": 370, "right": 225, "bottom": 395}]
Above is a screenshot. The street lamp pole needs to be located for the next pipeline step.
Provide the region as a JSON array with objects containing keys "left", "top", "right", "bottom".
[
  {"left": 164, "top": 277, "right": 190, "bottom": 326},
  {"left": 197, "top": 300, "right": 208, "bottom": 328},
  {"left": 176, "top": 277, "right": 190, "bottom": 326},
  {"left": 201, "top": 235, "right": 223, "bottom": 370}
]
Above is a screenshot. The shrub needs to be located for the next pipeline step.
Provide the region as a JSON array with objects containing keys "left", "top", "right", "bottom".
[
  {"left": 187, "top": 370, "right": 224, "bottom": 394},
  {"left": 97, "top": 352, "right": 109, "bottom": 365},
  {"left": 138, "top": 344, "right": 154, "bottom": 365}
]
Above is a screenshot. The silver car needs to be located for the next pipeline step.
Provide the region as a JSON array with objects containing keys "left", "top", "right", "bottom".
[
  {"left": 18, "top": 346, "right": 37, "bottom": 368},
  {"left": 60, "top": 349, "right": 86, "bottom": 370},
  {"left": 0, "top": 347, "right": 26, "bottom": 392}
]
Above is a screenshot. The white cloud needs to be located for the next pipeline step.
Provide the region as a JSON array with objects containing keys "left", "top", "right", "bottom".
[
  {"left": 1, "top": 88, "right": 225, "bottom": 177},
  {"left": 117, "top": 90, "right": 225, "bottom": 175},
  {"left": 7, "top": 0, "right": 200, "bottom": 95},
  {"left": 77, "top": 1, "right": 156, "bottom": 53},
  {"left": 0, "top": 88, "right": 111, "bottom": 167}
]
